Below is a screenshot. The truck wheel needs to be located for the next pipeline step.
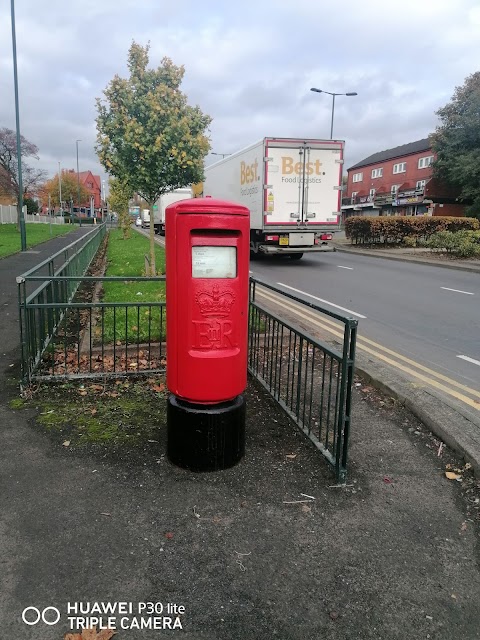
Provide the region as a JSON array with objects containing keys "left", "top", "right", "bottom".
[
  {"left": 289, "top": 253, "right": 303, "bottom": 261},
  {"left": 250, "top": 241, "right": 261, "bottom": 260}
]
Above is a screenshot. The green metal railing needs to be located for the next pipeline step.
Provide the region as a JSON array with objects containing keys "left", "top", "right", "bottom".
[
  {"left": 18, "top": 224, "right": 107, "bottom": 383},
  {"left": 248, "top": 278, "right": 357, "bottom": 483},
  {"left": 18, "top": 243, "right": 357, "bottom": 480},
  {"left": 20, "top": 276, "right": 166, "bottom": 381}
]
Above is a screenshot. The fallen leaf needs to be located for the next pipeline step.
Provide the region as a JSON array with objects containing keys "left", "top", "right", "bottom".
[
  {"left": 383, "top": 476, "right": 393, "bottom": 484},
  {"left": 460, "top": 521, "right": 467, "bottom": 532},
  {"left": 90, "top": 384, "right": 104, "bottom": 391},
  {"left": 329, "top": 611, "right": 339, "bottom": 621},
  {"left": 445, "top": 471, "right": 462, "bottom": 480},
  {"left": 286, "top": 454, "right": 297, "bottom": 460},
  {"left": 90, "top": 408, "right": 97, "bottom": 415},
  {"left": 165, "top": 532, "right": 174, "bottom": 539},
  {"left": 301, "top": 504, "right": 312, "bottom": 514},
  {"left": 63, "top": 440, "right": 71, "bottom": 447},
  {"left": 97, "top": 630, "right": 116, "bottom": 640},
  {"left": 151, "top": 384, "right": 165, "bottom": 393},
  {"left": 78, "top": 389, "right": 87, "bottom": 396}
]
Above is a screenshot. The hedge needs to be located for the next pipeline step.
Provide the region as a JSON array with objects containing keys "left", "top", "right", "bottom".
[{"left": 345, "top": 216, "right": 479, "bottom": 245}]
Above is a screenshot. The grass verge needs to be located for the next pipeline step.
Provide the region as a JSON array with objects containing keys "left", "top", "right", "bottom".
[
  {"left": 98, "top": 228, "right": 167, "bottom": 343},
  {"left": 0, "top": 223, "right": 76, "bottom": 258}
]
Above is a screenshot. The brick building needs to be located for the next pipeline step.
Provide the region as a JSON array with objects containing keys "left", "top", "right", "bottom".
[
  {"left": 342, "top": 138, "right": 465, "bottom": 220},
  {"left": 66, "top": 169, "right": 102, "bottom": 208}
]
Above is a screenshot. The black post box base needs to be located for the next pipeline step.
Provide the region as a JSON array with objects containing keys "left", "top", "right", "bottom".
[{"left": 167, "top": 394, "right": 245, "bottom": 472}]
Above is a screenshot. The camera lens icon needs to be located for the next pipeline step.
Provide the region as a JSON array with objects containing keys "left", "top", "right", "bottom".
[{"left": 22, "top": 606, "right": 61, "bottom": 626}]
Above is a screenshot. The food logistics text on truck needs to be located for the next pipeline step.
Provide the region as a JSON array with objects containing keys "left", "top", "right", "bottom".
[{"left": 204, "top": 137, "right": 344, "bottom": 260}]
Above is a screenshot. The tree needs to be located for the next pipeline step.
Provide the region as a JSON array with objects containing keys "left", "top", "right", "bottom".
[
  {"left": 23, "top": 197, "right": 38, "bottom": 215},
  {"left": 95, "top": 42, "right": 212, "bottom": 274},
  {"left": 40, "top": 171, "right": 90, "bottom": 210},
  {"left": 108, "top": 176, "right": 133, "bottom": 239},
  {"left": 0, "top": 127, "right": 47, "bottom": 225},
  {"left": 430, "top": 72, "right": 480, "bottom": 218}
]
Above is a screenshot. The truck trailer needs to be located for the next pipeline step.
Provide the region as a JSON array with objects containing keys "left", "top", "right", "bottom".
[
  {"left": 204, "top": 137, "right": 344, "bottom": 259},
  {"left": 153, "top": 187, "right": 193, "bottom": 235}
]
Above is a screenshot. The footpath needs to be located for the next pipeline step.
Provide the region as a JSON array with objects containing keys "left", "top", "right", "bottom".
[{"left": 0, "top": 231, "right": 479, "bottom": 640}]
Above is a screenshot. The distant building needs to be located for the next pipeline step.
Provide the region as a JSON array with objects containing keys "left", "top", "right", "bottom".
[
  {"left": 342, "top": 138, "right": 465, "bottom": 220},
  {"left": 66, "top": 169, "right": 102, "bottom": 208}
]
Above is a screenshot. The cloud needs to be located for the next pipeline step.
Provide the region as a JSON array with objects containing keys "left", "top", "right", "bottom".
[{"left": 0, "top": 0, "right": 478, "bottom": 182}]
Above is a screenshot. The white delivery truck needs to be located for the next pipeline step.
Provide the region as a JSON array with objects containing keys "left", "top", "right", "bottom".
[
  {"left": 153, "top": 187, "right": 193, "bottom": 235},
  {"left": 204, "top": 137, "right": 344, "bottom": 259},
  {"left": 140, "top": 208, "right": 150, "bottom": 228}
]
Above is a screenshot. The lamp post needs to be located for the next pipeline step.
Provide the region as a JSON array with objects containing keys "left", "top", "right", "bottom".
[
  {"left": 75, "top": 139, "right": 81, "bottom": 209},
  {"left": 101, "top": 179, "right": 106, "bottom": 221},
  {"left": 310, "top": 88, "right": 357, "bottom": 139},
  {"left": 10, "top": 0, "right": 26, "bottom": 251},
  {"left": 58, "top": 161, "right": 62, "bottom": 215},
  {"left": 211, "top": 152, "right": 231, "bottom": 159}
]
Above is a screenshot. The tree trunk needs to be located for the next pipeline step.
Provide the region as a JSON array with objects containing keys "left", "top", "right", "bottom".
[{"left": 149, "top": 206, "right": 156, "bottom": 275}]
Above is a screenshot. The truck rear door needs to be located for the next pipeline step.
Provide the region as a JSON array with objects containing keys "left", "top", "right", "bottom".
[{"left": 264, "top": 139, "right": 343, "bottom": 228}]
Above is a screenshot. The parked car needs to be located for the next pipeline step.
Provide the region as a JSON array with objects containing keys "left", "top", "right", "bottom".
[{"left": 135, "top": 217, "right": 142, "bottom": 227}]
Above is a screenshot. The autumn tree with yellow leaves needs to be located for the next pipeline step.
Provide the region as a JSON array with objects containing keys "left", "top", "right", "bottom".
[{"left": 95, "top": 42, "right": 211, "bottom": 274}]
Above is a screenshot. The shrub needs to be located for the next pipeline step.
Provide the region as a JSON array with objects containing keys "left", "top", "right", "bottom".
[
  {"left": 426, "top": 230, "right": 480, "bottom": 257},
  {"left": 345, "top": 216, "right": 479, "bottom": 245}
]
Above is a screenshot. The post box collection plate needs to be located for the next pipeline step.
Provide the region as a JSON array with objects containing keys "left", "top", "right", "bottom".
[{"left": 192, "top": 246, "right": 237, "bottom": 278}]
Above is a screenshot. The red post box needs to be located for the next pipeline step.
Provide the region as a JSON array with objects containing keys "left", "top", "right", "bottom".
[{"left": 165, "top": 197, "right": 250, "bottom": 471}]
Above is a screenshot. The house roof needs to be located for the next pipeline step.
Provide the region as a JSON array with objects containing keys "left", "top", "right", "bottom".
[
  {"left": 348, "top": 138, "right": 432, "bottom": 171},
  {"left": 78, "top": 171, "right": 101, "bottom": 191}
]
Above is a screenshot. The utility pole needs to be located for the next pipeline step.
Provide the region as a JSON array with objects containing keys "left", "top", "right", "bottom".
[
  {"left": 76, "top": 139, "right": 81, "bottom": 210},
  {"left": 10, "top": 0, "right": 26, "bottom": 250},
  {"left": 58, "top": 161, "right": 63, "bottom": 215}
]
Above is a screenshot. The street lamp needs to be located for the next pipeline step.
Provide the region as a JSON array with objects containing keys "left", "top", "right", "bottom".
[
  {"left": 211, "top": 152, "right": 231, "bottom": 159},
  {"left": 310, "top": 88, "right": 357, "bottom": 139},
  {"left": 58, "top": 161, "right": 62, "bottom": 215},
  {"left": 101, "top": 179, "right": 106, "bottom": 221},
  {"left": 75, "top": 139, "right": 81, "bottom": 210},
  {"left": 10, "top": 0, "right": 26, "bottom": 251}
]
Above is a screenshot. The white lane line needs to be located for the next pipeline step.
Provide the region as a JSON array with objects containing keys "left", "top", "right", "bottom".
[
  {"left": 457, "top": 355, "right": 480, "bottom": 367},
  {"left": 337, "top": 265, "right": 353, "bottom": 270},
  {"left": 276, "top": 282, "right": 367, "bottom": 319},
  {"left": 441, "top": 287, "right": 474, "bottom": 295}
]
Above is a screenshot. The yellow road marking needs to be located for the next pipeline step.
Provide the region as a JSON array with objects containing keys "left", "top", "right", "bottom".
[{"left": 256, "top": 288, "right": 480, "bottom": 410}]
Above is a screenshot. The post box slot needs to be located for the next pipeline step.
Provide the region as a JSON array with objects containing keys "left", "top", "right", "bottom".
[{"left": 191, "top": 229, "right": 240, "bottom": 238}]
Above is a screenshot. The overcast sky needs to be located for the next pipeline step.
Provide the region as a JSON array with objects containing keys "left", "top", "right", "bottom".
[{"left": 1, "top": 0, "right": 479, "bottom": 187}]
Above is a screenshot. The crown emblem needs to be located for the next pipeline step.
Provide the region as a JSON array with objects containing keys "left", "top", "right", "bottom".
[{"left": 196, "top": 285, "right": 235, "bottom": 317}]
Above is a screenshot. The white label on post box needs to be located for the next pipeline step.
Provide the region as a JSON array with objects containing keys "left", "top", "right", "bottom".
[{"left": 192, "top": 246, "right": 237, "bottom": 278}]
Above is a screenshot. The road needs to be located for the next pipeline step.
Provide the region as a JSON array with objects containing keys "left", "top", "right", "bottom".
[
  {"left": 249, "top": 250, "right": 480, "bottom": 412},
  {"left": 142, "top": 227, "right": 480, "bottom": 413}
]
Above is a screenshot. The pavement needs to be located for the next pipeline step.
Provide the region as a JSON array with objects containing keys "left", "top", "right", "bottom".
[
  {"left": 330, "top": 234, "right": 480, "bottom": 274},
  {"left": 330, "top": 235, "right": 480, "bottom": 476},
  {"left": 0, "top": 230, "right": 479, "bottom": 639}
]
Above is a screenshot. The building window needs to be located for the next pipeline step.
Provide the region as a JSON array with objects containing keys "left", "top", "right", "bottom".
[
  {"left": 416, "top": 180, "right": 426, "bottom": 190},
  {"left": 351, "top": 191, "right": 357, "bottom": 199},
  {"left": 391, "top": 185, "right": 399, "bottom": 195},
  {"left": 371, "top": 168, "right": 383, "bottom": 178},
  {"left": 87, "top": 181, "right": 93, "bottom": 188},
  {"left": 352, "top": 172, "right": 363, "bottom": 183},
  {"left": 369, "top": 188, "right": 376, "bottom": 198},
  {"left": 393, "top": 162, "right": 406, "bottom": 174},
  {"left": 418, "top": 156, "right": 434, "bottom": 169}
]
